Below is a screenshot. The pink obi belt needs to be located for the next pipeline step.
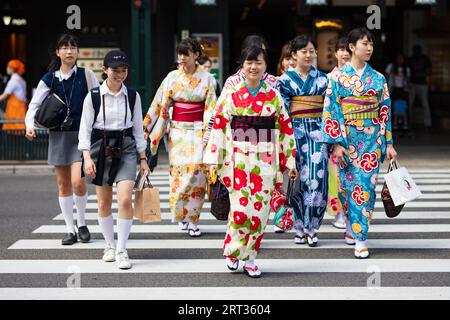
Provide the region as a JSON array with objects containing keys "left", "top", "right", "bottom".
[{"left": 172, "top": 101, "right": 205, "bottom": 122}]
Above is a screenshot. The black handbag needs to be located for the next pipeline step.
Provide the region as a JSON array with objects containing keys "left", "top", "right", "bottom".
[
  {"left": 35, "top": 73, "right": 68, "bottom": 130},
  {"left": 210, "top": 179, "right": 230, "bottom": 221}
]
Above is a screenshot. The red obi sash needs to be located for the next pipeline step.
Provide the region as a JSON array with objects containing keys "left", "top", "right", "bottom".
[{"left": 172, "top": 101, "right": 205, "bottom": 122}]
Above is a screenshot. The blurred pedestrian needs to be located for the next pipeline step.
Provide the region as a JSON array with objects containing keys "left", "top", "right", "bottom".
[
  {"left": 407, "top": 45, "right": 432, "bottom": 131},
  {"left": 198, "top": 54, "right": 221, "bottom": 97},
  {"left": 79, "top": 50, "right": 149, "bottom": 270},
  {"left": 386, "top": 53, "right": 410, "bottom": 130},
  {"left": 25, "top": 33, "right": 99, "bottom": 245},
  {"left": 0, "top": 59, "right": 27, "bottom": 130},
  {"left": 277, "top": 42, "right": 297, "bottom": 77}
]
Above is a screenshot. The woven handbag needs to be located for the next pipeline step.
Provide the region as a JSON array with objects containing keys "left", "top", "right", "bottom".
[{"left": 381, "top": 162, "right": 405, "bottom": 218}]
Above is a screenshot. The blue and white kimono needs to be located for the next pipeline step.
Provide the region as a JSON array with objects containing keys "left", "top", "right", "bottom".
[
  {"left": 321, "top": 62, "right": 393, "bottom": 241},
  {"left": 279, "top": 66, "right": 329, "bottom": 233}
]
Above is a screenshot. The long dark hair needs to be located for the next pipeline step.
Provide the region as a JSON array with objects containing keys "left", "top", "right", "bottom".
[{"left": 47, "top": 33, "right": 79, "bottom": 72}]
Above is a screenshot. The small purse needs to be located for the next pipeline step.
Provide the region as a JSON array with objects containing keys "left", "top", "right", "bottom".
[
  {"left": 35, "top": 73, "right": 68, "bottom": 130},
  {"left": 210, "top": 178, "right": 230, "bottom": 221},
  {"left": 273, "top": 178, "right": 295, "bottom": 231}
]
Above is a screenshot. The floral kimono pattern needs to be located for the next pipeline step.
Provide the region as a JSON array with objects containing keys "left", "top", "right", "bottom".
[
  {"left": 278, "top": 66, "right": 329, "bottom": 232},
  {"left": 321, "top": 62, "right": 393, "bottom": 241},
  {"left": 203, "top": 81, "right": 296, "bottom": 261},
  {"left": 144, "top": 64, "right": 217, "bottom": 223}
]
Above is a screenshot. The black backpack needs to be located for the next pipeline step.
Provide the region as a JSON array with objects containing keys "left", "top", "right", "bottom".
[{"left": 90, "top": 86, "right": 137, "bottom": 125}]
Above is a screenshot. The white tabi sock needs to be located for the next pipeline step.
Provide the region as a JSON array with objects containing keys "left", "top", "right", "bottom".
[
  {"left": 98, "top": 215, "right": 115, "bottom": 248},
  {"left": 244, "top": 260, "right": 255, "bottom": 269},
  {"left": 117, "top": 218, "right": 133, "bottom": 252},
  {"left": 59, "top": 195, "right": 75, "bottom": 234},
  {"left": 73, "top": 193, "right": 88, "bottom": 227},
  {"left": 355, "top": 240, "right": 368, "bottom": 250}
]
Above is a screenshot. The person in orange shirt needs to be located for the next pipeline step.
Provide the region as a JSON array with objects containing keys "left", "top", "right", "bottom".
[{"left": 0, "top": 60, "right": 27, "bottom": 130}]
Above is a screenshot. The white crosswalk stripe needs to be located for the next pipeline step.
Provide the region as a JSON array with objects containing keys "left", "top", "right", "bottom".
[{"left": 5, "top": 167, "right": 450, "bottom": 300}]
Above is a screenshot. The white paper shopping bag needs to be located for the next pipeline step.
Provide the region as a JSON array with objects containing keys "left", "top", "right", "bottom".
[{"left": 384, "top": 160, "right": 422, "bottom": 206}]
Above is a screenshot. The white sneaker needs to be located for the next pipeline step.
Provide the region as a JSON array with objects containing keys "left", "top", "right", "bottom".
[
  {"left": 102, "top": 245, "right": 116, "bottom": 262},
  {"left": 116, "top": 250, "right": 132, "bottom": 269}
]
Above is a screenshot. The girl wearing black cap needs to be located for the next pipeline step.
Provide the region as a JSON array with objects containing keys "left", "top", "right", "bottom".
[
  {"left": 25, "top": 33, "right": 99, "bottom": 245},
  {"left": 79, "top": 50, "right": 149, "bottom": 269},
  {"left": 144, "top": 38, "right": 217, "bottom": 237}
]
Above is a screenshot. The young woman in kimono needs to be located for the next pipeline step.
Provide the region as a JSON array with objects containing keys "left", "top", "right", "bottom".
[
  {"left": 204, "top": 46, "right": 298, "bottom": 278},
  {"left": 143, "top": 38, "right": 217, "bottom": 237},
  {"left": 321, "top": 28, "right": 397, "bottom": 258},
  {"left": 278, "top": 35, "right": 329, "bottom": 247},
  {"left": 327, "top": 37, "right": 351, "bottom": 233}
]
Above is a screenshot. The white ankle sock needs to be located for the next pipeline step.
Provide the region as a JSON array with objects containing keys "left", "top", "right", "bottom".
[
  {"left": 355, "top": 240, "right": 367, "bottom": 250},
  {"left": 98, "top": 215, "right": 115, "bottom": 247},
  {"left": 59, "top": 195, "right": 75, "bottom": 234},
  {"left": 244, "top": 260, "right": 255, "bottom": 268},
  {"left": 117, "top": 218, "right": 133, "bottom": 252},
  {"left": 73, "top": 193, "right": 88, "bottom": 227},
  {"left": 345, "top": 217, "right": 353, "bottom": 236}
]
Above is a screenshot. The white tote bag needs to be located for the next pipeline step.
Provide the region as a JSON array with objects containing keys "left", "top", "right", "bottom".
[{"left": 384, "top": 160, "right": 422, "bottom": 206}]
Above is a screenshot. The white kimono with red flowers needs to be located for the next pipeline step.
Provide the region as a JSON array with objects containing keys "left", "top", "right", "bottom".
[
  {"left": 203, "top": 81, "right": 296, "bottom": 261},
  {"left": 144, "top": 65, "right": 217, "bottom": 224}
]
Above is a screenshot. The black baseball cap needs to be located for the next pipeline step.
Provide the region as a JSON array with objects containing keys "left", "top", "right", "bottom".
[{"left": 103, "top": 50, "right": 129, "bottom": 68}]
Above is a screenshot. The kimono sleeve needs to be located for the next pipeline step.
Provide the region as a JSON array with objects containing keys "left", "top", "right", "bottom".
[
  {"left": 278, "top": 76, "right": 293, "bottom": 115},
  {"left": 203, "top": 93, "right": 232, "bottom": 166},
  {"left": 321, "top": 78, "right": 346, "bottom": 147},
  {"left": 379, "top": 79, "right": 393, "bottom": 145},
  {"left": 144, "top": 75, "right": 171, "bottom": 155},
  {"left": 275, "top": 92, "right": 296, "bottom": 173},
  {"left": 143, "top": 75, "right": 171, "bottom": 132},
  {"left": 203, "top": 74, "right": 217, "bottom": 131}
]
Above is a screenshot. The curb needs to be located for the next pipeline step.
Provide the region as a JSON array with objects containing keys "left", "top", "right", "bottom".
[{"left": 0, "top": 165, "right": 55, "bottom": 175}]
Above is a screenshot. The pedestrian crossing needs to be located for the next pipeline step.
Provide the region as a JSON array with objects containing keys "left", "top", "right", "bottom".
[{"left": 3, "top": 165, "right": 450, "bottom": 300}]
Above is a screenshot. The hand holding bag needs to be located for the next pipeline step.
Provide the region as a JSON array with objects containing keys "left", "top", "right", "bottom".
[
  {"left": 384, "top": 160, "right": 422, "bottom": 207},
  {"left": 134, "top": 177, "right": 161, "bottom": 223}
]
